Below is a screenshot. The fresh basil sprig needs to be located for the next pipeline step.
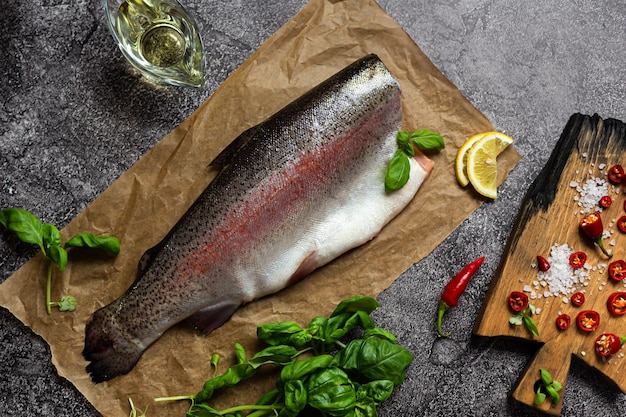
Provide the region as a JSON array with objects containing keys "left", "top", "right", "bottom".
[
  {"left": 534, "top": 368, "right": 562, "bottom": 407},
  {"left": 155, "top": 295, "right": 413, "bottom": 417},
  {"left": 385, "top": 129, "right": 444, "bottom": 192},
  {"left": 0, "top": 207, "right": 120, "bottom": 314}
]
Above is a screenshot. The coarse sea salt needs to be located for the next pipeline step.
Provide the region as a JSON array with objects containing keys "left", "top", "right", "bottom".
[
  {"left": 526, "top": 243, "right": 591, "bottom": 302},
  {"left": 570, "top": 176, "right": 609, "bottom": 214}
]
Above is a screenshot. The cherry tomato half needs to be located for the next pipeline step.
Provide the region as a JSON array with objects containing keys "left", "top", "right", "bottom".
[
  {"left": 599, "top": 195, "right": 613, "bottom": 208},
  {"left": 618, "top": 216, "right": 626, "bottom": 234},
  {"left": 607, "top": 292, "right": 626, "bottom": 315},
  {"left": 556, "top": 314, "right": 570, "bottom": 330},
  {"left": 569, "top": 251, "right": 587, "bottom": 269},
  {"left": 608, "top": 260, "right": 626, "bottom": 281},
  {"left": 608, "top": 164, "right": 625, "bottom": 184},
  {"left": 576, "top": 310, "right": 600, "bottom": 332},
  {"left": 571, "top": 292, "right": 585, "bottom": 306},
  {"left": 508, "top": 291, "right": 529, "bottom": 312}
]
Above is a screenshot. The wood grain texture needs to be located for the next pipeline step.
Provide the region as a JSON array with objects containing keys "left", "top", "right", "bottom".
[{"left": 474, "top": 113, "right": 626, "bottom": 415}]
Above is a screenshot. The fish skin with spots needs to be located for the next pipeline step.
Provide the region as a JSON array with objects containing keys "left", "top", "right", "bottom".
[{"left": 82, "top": 54, "right": 434, "bottom": 383}]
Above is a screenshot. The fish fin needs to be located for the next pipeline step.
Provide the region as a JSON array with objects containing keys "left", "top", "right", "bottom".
[
  {"left": 209, "top": 126, "right": 260, "bottom": 167},
  {"left": 187, "top": 302, "right": 241, "bottom": 334},
  {"left": 83, "top": 307, "right": 144, "bottom": 383}
]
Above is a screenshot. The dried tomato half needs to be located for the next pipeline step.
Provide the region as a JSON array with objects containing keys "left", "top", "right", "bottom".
[
  {"left": 556, "top": 314, "right": 570, "bottom": 330},
  {"left": 571, "top": 292, "right": 585, "bottom": 307},
  {"left": 607, "top": 292, "right": 626, "bottom": 315},
  {"left": 508, "top": 291, "right": 529, "bottom": 312},
  {"left": 576, "top": 310, "right": 600, "bottom": 332},
  {"left": 618, "top": 216, "right": 626, "bottom": 234},
  {"left": 608, "top": 164, "right": 625, "bottom": 184},
  {"left": 569, "top": 251, "right": 587, "bottom": 269},
  {"left": 599, "top": 195, "right": 613, "bottom": 208},
  {"left": 608, "top": 260, "right": 626, "bottom": 281}
]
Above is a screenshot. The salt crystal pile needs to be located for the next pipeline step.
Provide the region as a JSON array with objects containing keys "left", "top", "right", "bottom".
[
  {"left": 525, "top": 243, "right": 590, "bottom": 301},
  {"left": 570, "top": 176, "right": 608, "bottom": 214}
]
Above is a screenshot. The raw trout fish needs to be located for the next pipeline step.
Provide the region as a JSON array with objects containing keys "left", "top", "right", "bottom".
[{"left": 83, "top": 54, "right": 434, "bottom": 382}]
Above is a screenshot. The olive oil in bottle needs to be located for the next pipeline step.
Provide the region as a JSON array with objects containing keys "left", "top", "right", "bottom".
[{"left": 105, "top": 0, "right": 206, "bottom": 87}]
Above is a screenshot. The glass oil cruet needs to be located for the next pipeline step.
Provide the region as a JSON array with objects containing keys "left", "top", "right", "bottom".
[{"left": 103, "top": 0, "right": 206, "bottom": 88}]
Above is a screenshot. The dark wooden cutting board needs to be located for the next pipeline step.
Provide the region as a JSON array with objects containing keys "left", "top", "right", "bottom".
[{"left": 474, "top": 113, "right": 626, "bottom": 415}]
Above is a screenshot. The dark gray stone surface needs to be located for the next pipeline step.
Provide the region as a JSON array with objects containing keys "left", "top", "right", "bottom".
[{"left": 1, "top": 0, "right": 625, "bottom": 415}]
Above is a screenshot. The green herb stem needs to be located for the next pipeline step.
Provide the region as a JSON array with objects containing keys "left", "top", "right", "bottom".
[
  {"left": 153, "top": 395, "right": 195, "bottom": 402},
  {"left": 46, "top": 262, "right": 53, "bottom": 315}
]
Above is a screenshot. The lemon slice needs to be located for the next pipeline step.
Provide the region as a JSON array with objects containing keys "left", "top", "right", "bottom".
[
  {"left": 455, "top": 132, "right": 487, "bottom": 187},
  {"left": 466, "top": 132, "right": 514, "bottom": 199}
]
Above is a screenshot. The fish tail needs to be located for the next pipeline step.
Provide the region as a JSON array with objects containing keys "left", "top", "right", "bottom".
[{"left": 83, "top": 305, "right": 144, "bottom": 383}]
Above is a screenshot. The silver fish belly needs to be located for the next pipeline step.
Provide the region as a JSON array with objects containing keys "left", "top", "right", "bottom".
[{"left": 83, "top": 54, "right": 434, "bottom": 382}]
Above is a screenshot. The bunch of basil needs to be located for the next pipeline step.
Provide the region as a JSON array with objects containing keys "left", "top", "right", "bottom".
[{"left": 156, "top": 296, "right": 413, "bottom": 417}]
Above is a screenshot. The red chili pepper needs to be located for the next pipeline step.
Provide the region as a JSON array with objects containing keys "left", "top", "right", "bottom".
[
  {"left": 508, "top": 291, "right": 529, "bottom": 312},
  {"left": 608, "top": 164, "right": 625, "bottom": 184},
  {"left": 579, "top": 212, "right": 612, "bottom": 258},
  {"left": 569, "top": 251, "right": 587, "bottom": 269},
  {"left": 607, "top": 292, "right": 626, "bottom": 315},
  {"left": 436, "top": 256, "right": 485, "bottom": 337},
  {"left": 537, "top": 255, "right": 550, "bottom": 272},
  {"left": 617, "top": 216, "right": 626, "bottom": 234},
  {"left": 556, "top": 314, "right": 570, "bottom": 330},
  {"left": 599, "top": 195, "right": 612, "bottom": 208},
  {"left": 608, "top": 260, "right": 626, "bottom": 281},
  {"left": 576, "top": 310, "right": 600, "bottom": 332},
  {"left": 595, "top": 333, "right": 626, "bottom": 357},
  {"left": 571, "top": 292, "right": 585, "bottom": 306}
]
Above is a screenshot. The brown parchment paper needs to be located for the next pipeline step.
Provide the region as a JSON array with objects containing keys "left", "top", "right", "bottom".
[{"left": 0, "top": 0, "right": 520, "bottom": 415}]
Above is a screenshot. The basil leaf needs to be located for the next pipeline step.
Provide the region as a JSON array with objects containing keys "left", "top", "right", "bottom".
[
  {"left": 235, "top": 342, "right": 247, "bottom": 365},
  {"left": 539, "top": 368, "right": 552, "bottom": 386},
  {"left": 363, "top": 327, "right": 396, "bottom": 344},
  {"left": 47, "top": 245, "right": 68, "bottom": 271},
  {"left": 307, "top": 367, "right": 356, "bottom": 415},
  {"left": 280, "top": 355, "right": 333, "bottom": 384},
  {"left": 64, "top": 233, "right": 120, "bottom": 254},
  {"left": 396, "top": 130, "right": 411, "bottom": 147},
  {"left": 283, "top": 380, "right": 307, "bottom": 415},
  {"left": 335, "top": 336, "right": 413, "bottom": 386},
  {"left": 257, "top": 321, "right": 310, "bottom": 347},
  {"left": 534, "top": 391, "right": 546, "bottom": 406},
  {"left": 331, "top": 295, "right": 380, "bottom": 317},
  {"left": 545, "top": 384, "right": 560, "bottom": 406},
  {"left": 57, "top": 295, "right": 77, "bottom": 312},
  {"left": 551, "top": 380, "right": 562, "bottom": 392},
  {"left": 523, "top": 316, "right": 540, "bottom": 336},
  {"left": 0, "top": 208, "right": 44, "bottom": 249},
  {"left": 385, "top": 149, "right": 410, "bottom": 192},
  {"left": 248, "top": 345, "right": 299, "bottom": 369},
  {"left": 410, "top": 129, "right": 445, "bottom": 150},
  {"left": 42, "top": 223, "right": 62, "bottom": 253},
  {"left": 356, "top": 380, "right": 394, "bottom": 405}
]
